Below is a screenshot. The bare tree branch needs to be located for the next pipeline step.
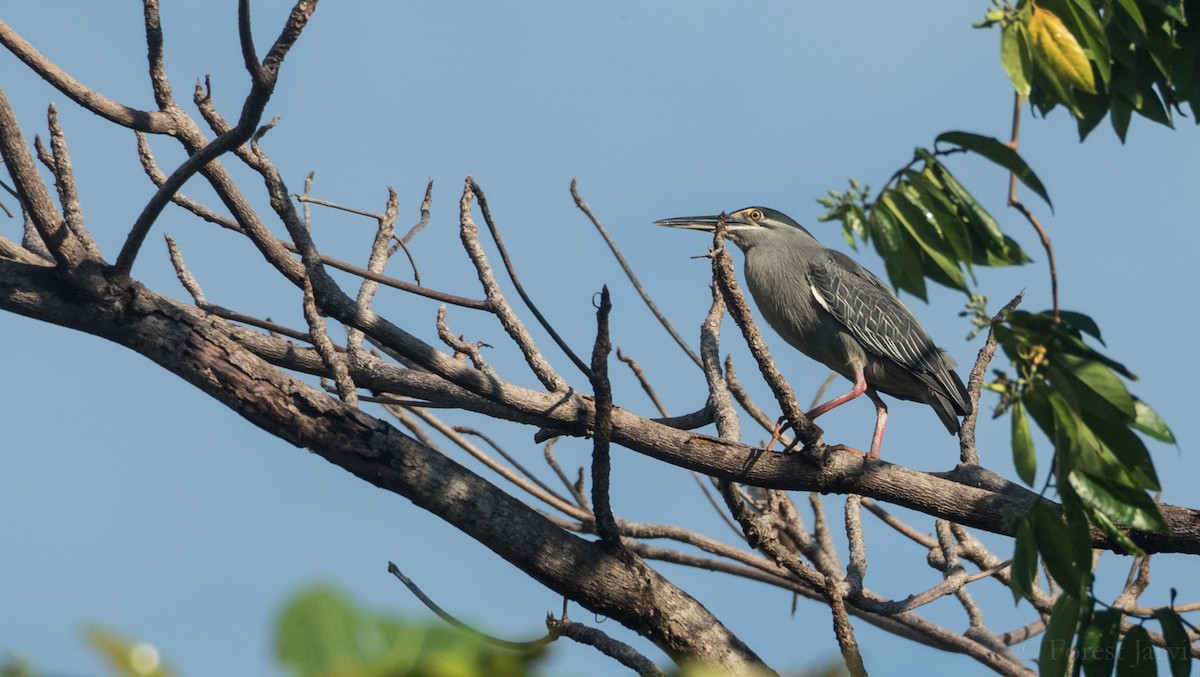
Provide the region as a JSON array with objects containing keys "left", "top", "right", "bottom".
[
  {"left": 0, "top": 18, "right": 176, "bottom": 133},
  {"left": 114, "top": 0, "right": 320, "bottom": 275},
  {"left": 470, "top": 177, "right": 591, "bottom": 378},
  {"left": 0, "top": 85, "right": 89, "bottom": 269},
  {"left": 459, "top": 179, "right": 568, "bottom": 392}
]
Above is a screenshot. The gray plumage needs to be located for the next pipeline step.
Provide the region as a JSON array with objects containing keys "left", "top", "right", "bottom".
[{"left": 656, "top": 206, "right": 970, "bottom": 453}]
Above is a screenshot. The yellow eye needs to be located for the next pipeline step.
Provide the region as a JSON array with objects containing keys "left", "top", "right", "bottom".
[{"left": 748, "top": 209, "right": 763, "bottom": 221}]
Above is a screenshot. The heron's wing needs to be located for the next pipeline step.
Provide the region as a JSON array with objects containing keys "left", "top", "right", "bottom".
[{"left": 809, "top": 251, "right": 948, "bottom": 378}]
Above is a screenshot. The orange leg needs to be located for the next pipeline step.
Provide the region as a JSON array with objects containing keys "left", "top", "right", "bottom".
[
  {"left": 807, "top": 369, "right": 868, "bottom": 419},
  {"left": 765, "top": 370, "right": 889, "bottom": 460},
  {"left": 865, "top": 387, "right": 888, "bottom": 460}
]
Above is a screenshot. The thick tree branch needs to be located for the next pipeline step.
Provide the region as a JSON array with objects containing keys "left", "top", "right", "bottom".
[{"left": 114, "top": 285, "right": 1200, "bottom": 557}]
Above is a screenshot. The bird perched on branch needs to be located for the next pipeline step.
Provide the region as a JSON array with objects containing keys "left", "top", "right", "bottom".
[{"left": 656, "top": 206, "right": 970, "bottom": 458}]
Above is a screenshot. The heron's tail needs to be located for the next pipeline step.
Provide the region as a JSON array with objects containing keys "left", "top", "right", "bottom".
[{"left": 930, "top": 367, "right": 971, "bottom": 434}]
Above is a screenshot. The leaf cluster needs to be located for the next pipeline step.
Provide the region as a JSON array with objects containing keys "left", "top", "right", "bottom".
[
  {"left": 984, "top": 0, "right": 1200, "bottom": 140},
  {"left": 996, "top": 310, "right": 1173, "bottom": 565},
  {"left": 817, "top": 134, "right": 1034, "bottom": 301},
  {"left": 1037, "top": 598, "right": 1193, "bottom": 677},
  {"left": 821, "top": 112, "right": 1184, "bottom": 674}
]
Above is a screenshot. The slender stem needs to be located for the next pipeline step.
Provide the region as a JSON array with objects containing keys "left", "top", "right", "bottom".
[{"left": 1006, "top": 93, "right": 1060, "bottom": 321}]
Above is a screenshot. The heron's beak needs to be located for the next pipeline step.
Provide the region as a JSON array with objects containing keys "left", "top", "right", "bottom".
[{"left": 654, "top": 213, "right": 744, "bottom": 232}]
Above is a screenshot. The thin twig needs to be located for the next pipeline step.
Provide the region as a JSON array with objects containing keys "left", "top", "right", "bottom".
[
  {"left": 572, "top": 178, "right": 702, "bottom": 368},
  {"left": 45, "top": 104, "right": 99, "bottom": 258},
  {"left": 844, "top": 495, "right": 867, "bottom": 594},
  {"left": 717, "top": 480, "right": 827, "bottom": 592},
  {"left": 406, "top": 406, "right": 588, "bottom": 521},
  {"left": 347, "top": 187, "right": 399, "bottom": 359},
  {"left": 0, "top": 86, "right": 84, "bottom": 268},
  {"left": 616, "top": 348, "right": 669, "bottom": 417},
  {"left": 0, "top": 16, "right": 175, "bottom": 133},
  {"left": 381, "top": 401, "right": 440, "bottom": 450},
  {"left": 860, "top": 497, "right": 938, "bottom": 549},
  {"left": 387, "top": 561, "right": 554, "bottom": 651},
  {"left": 469, "top": 177, "right": 591, "bottom": 378},
  {"left": 301, "top": 275, "right": 357, "bottom": 405},
  {"left": 166, "top": 235, "right": 313, "bottom": 342},
  {"left": 1005, "top": 93, "right": 1059, "bottom": 321},
  {"left": 544, "top": 438, "right": 590, "bottom": 511},
  {"left": 397, "top": 179, "right": 432, "bottom": 245},
  {"left": 136, "top": 139, "right": 474, "bottom": 308},
  {"left": 960, "top": 290, "right": 1024, "bottom": 464},
  {"left": 700, "top": 275, "right": 740, "bottom": 440},
  {"left": 725, "top": 355, "right": 787, "bottom": 441},
  {"left": 164, "top": 235, "right": 207, "bottom": 304},
  {"left": 826, "top": 573, "right": 868, "bottom": 677},
  {"left": 459, "top": 178, "right": 568, "bottom": 391},
  {"left": 436, "top": 306, "right": 497, "bottom": 378},
  {"left": 691, "top": 472, "right": 742, "bottom": 536},
  {"left": 142, "top": 0, "right": 173, "bottom": 110},
  {"left": 546, "top": 614, "right": 666, "bottom": 677},
  {"left": 454, "top": 426, "right": 572, "bottom": 507}
]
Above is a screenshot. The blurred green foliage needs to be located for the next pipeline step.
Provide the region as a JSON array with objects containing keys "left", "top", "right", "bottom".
[{"left": 275, "top": 585, "right": 545, "bottom": 677}]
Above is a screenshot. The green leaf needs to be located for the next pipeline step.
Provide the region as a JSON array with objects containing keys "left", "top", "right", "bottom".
[
  {"left": 1132, "top": 398, "right": 1176, "bottom": 444},
  {"left": 1012, "top": 400, "right": 1037, "bottom": 485},
  {"left": 1046, "top": 391, "right": 1160, "bottom": 494},
  {"left": 869, "top": 207, "right": 927, "bottom": 300},
  {"left": 1086, "top": 504, "right": 1146, "bottom": 557},
  {"left": 1031, "top": 501, "right": 1087, "bottom": 598},
  {"left": 1010, "top": 516, "right": 1039, "bottom": 603},
  {"left": 1057, "top": 310, "right": 1104, "bottom": 344},
  {"left": 935, "top": 131, "right": 1053, "bottom": 209},
  {"left": 1111, "top": 93, "right": 1134, "bottom": 142},
  {"left": 1002, "top": 21, "right": 1034, "bottom": 96},
  {"left": 922, "top": 156, "right": 1032, "bottom": 266},
  {"left": 1055, "top": 353, "right": 1136, "bottom": 419},
  {"left": 905, "top": 168, "right": 975, "bottom": 267},
  {"left": 1153, "top": 608, "right": 1193, "bottom": 677},
  {"left": 1115, "top": 0, "right": 1147, "bottom": 36},
  {"left": 1041, "top": 592, "right": 1082, "bottom": 677},
  {"left": 1067, "top": 470, "right": 1169, "bottom": 533},
  {"left": 882, "top": 188, "right": 969, "bottom": 292},
  {"left": 1062, "top": 0, "right": 1112, "bottom": 85},
  {"left": 1081, "top": 608, "right": 1123, "bottom": 677},
  {"left": 1034, "top": 42, "right": 1087, "bottom": 117},
  {"left": 1117, "top": 624, "right": 1157, "bottom": 677},
  {"left": 921, "top": 153, "right": 1006, "bottom": 248}
]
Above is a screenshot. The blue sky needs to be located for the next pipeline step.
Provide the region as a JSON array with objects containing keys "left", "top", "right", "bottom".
[{"left": 2, "top": 2, "right": 1198, "bottom": 675}]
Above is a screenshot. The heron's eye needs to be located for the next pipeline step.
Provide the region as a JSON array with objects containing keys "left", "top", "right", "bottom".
[{"left": 748, "top": 209, "right": 763, "bottom": 221}]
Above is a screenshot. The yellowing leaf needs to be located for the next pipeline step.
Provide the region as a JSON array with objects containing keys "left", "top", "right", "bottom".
[{"left": 1029, "top": 6, "right": 1097, "bottom": 95}]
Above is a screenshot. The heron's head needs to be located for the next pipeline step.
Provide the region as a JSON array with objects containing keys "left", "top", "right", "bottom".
[{"left": 655, "top": 206, "right": 814, "bottom": 249}]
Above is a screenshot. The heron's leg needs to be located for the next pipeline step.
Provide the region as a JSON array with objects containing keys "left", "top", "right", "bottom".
[
  {"left": 766, "top": 371, "right": 866, "bottom": 453},
  {"left": 806, "top": 370, "right": 867, "bottom": 420},
  {"left": 865, "top": 387, "right": 888, "bottom": 459}
]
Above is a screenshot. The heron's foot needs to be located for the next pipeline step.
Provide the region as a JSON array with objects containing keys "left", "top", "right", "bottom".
[
  {"left": 765, "top": 416, "right": 822, "bottom": 453},
  {"left": 827, "top": 443, "right": 879, "bottom": 469}
]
